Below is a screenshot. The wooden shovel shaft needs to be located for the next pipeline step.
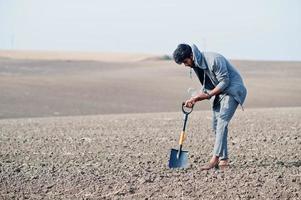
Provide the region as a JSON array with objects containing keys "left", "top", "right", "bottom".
[
  {"left": 179, "top": 113, "right": 188, "bottom": 145},
  {"left": 179, "top": 131, "right": 186, "bottom": 145}
]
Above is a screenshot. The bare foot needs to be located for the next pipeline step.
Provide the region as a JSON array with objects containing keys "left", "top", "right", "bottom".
[
  {"left": 201, "top": 156, "right": 219, "bottom": 171},
  {"left": 219, "top": 159, "right": 229, "bottom": 170}
]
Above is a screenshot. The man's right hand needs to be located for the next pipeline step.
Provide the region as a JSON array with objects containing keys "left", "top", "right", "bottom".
[{"left": 184, "top": 98, "right": 196, "bottom": 108}]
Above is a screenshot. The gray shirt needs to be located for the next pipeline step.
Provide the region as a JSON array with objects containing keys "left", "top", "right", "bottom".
[{"left": 191, "top": 44, "right": 247, "bottom": 106}]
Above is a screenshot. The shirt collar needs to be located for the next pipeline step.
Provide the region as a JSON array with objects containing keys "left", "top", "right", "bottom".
[{"left": 191, "top": 44, "right": 207, "bottom": 70}]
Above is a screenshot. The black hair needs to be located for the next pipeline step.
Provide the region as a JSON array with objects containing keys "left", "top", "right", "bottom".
[{"left": 172, "top": 44, "right": 192, "bottom": 64}]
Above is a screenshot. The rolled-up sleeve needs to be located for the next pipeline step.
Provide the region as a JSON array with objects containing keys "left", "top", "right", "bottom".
[{"left": 213, "top": 56, "right": 230, "bottom": 91}]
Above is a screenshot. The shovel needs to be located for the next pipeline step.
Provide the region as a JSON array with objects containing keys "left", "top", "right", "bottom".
[{"left": 169, "top": 102, "right": 194, "bottom": 168}]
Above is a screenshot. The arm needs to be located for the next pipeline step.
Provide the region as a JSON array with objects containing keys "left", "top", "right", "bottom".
[
  {"left": 212, "top": 56, "right": 230, "bottom": 91},
  {"left": 184, "top": 56, "right": 229, "bottom": 108},
  {"left": 184, "top": 88, "right": 221, "bottom": 108}
]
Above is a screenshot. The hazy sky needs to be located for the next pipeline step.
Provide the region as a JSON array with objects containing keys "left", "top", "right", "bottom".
[{"left": 1, "top": 0, "right": 300, "bottom": 60}]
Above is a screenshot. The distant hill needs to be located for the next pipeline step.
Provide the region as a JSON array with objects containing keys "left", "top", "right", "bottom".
[{"left": 0, "top": 50, "right": 165, "bottom": 63}]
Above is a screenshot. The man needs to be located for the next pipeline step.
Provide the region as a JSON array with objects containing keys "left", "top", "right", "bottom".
[{"left": 173, "top": 43, "right": 247, "bottom": 170}]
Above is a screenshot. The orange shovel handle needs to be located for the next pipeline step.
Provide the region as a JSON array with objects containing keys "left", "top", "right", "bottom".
[{"left": 179, "top": 131, "right": 186, "bottom": 145}]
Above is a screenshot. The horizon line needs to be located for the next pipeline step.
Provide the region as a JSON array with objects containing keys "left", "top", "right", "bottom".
[{"left": 0, "top": 48, "right": 300, "bottom": 62}]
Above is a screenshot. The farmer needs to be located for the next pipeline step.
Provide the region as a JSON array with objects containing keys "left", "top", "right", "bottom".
[{"left": 173, "top": 44, "right": 247, "bottom": 170}]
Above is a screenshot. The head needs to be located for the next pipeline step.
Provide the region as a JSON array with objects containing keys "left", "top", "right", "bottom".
[{"left": 173, "top": 44, "right": 194, "bottom": 67}]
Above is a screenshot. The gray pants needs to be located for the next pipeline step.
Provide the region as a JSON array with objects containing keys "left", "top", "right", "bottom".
[{"left": 212, "top": 95, "right": 238, "bottom": 160}]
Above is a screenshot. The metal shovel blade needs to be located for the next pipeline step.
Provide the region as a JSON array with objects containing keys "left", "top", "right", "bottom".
[{"left": 168, "top": 148, "right": 188, "bottom": 168}]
